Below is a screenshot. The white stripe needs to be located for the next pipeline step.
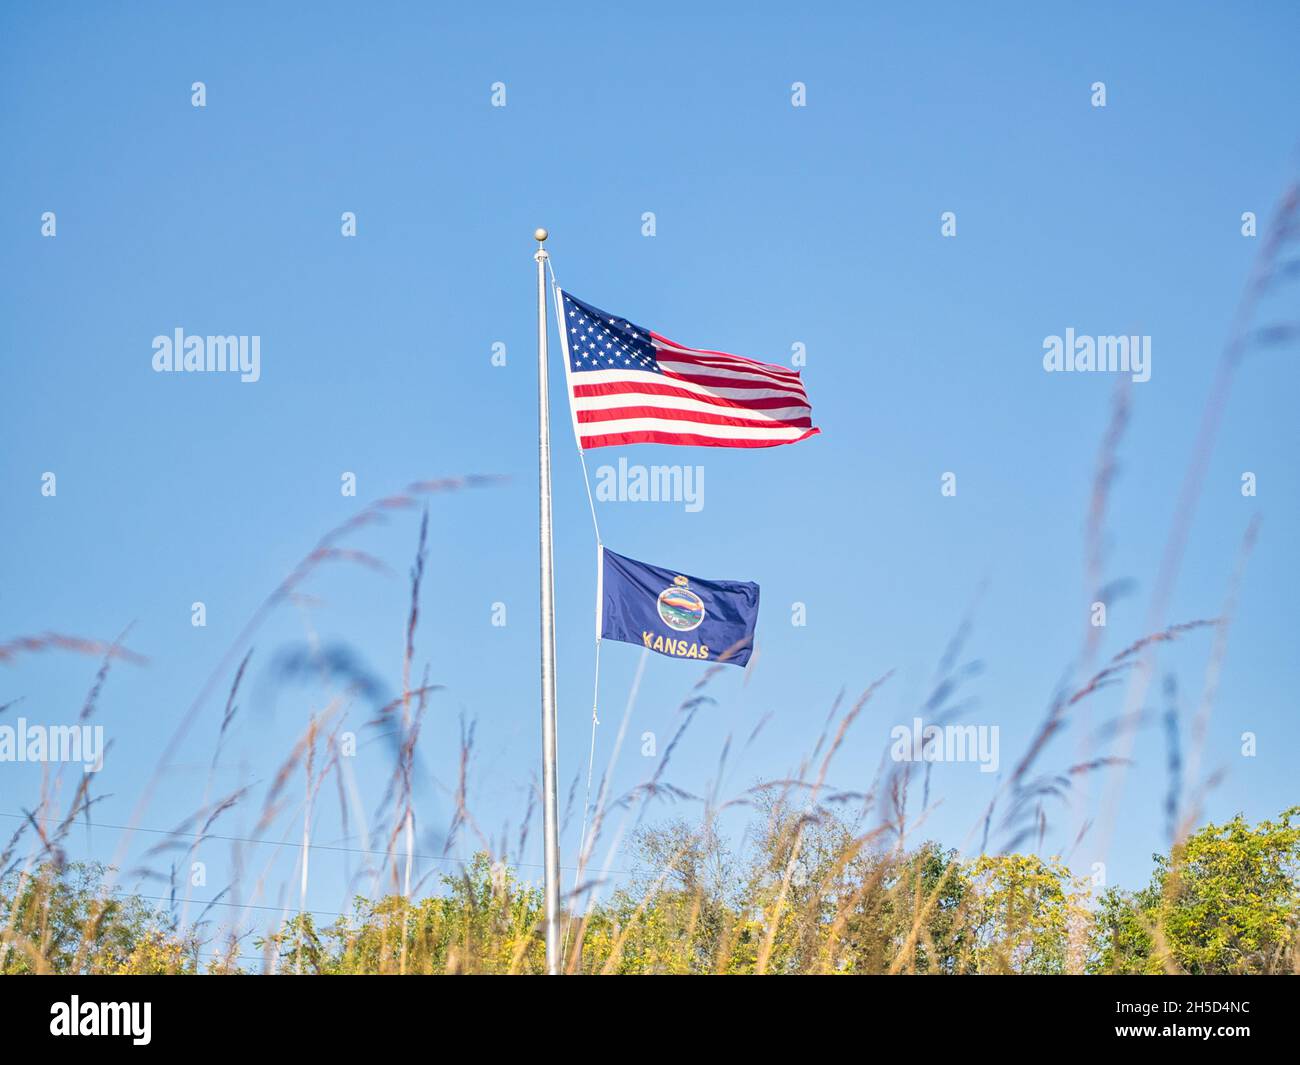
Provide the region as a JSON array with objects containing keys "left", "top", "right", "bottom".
[
  {"left": 678, "top": 359, "right": 804, "bottom": 387},
  {"left": 652, "top": 340, "right": 801, "bottom": 382},
  {"left": 574, "top": 368, "right": 807, "bottom": 403},
  {"left": 573, "top": 391, "right": 809, "bottom": 421},
  {"left": 657, "top": 358, "right": 808, "bottom": 394},
  {"left": 577, "top": 416, "right": 808, "bottom": 441}
]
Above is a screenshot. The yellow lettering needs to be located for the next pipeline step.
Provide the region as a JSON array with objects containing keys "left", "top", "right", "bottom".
[{"left": 643, "top": 635, "right": 712, "bottom": 661}]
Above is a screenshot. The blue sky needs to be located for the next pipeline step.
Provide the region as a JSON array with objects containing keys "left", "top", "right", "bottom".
[{"left": 2, "top": 1, "right": 1298, "bottom": 953}]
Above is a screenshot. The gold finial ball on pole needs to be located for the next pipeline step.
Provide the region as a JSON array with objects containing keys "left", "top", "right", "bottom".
[{"left": 534, "top": 227, "right": 549, "bottom": 243}]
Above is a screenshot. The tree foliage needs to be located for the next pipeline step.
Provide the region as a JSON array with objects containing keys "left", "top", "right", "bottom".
[
  {"left": 1088, "top": 805, "right": 1300, "bottom": 974},
  {"left": 4, "top": 806, "right": 1296, "bottom": 975}
]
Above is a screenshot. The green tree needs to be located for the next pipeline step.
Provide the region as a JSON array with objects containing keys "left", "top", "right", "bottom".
[
  {"left": 966, "top": 853, "right": 1088, "bottom": 974},
  {"left": 1089, "top": 806, "right": 1300, "bottom": 974},
  {"left": 0, "top": 862, "right": 196, "bottom": 974}
]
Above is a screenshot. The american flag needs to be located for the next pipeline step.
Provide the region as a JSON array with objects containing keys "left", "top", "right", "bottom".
[{"left": 556, "top": 289, "right": 820, "bottom": 450}]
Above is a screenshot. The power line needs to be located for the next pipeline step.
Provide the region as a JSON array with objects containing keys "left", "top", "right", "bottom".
[
  {"left": 0, "top": 811, "right": 626, "bottom": 876},
  {"left": 136, "top": 892, "right": 347, "bottom": 919}
]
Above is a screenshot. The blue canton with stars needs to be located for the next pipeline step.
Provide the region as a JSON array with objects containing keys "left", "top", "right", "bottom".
[{"left": 561, "top": 291, "right": 662, "bottom": 374}]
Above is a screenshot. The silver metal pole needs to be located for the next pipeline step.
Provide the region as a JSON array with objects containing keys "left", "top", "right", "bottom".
[{"left": 534, "top": 227, "right": 562, "bottom": 974}]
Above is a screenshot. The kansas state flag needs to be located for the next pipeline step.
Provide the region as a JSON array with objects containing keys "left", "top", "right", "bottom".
[{"left": 598, "top": 547, "right": 760, "bottom": 667}]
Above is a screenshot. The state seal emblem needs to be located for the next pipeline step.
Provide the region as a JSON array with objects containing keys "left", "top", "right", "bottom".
[{"left": 656, "top": 575, "right": 706, "bottom": 632}]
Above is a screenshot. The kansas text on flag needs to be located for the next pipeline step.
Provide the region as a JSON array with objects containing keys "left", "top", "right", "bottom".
[
  {"left": 599, "top": 547, "right": 760, "bottom": 667},
  {"left": 556, "top": 290, "right": 820, "bottom": 449}
]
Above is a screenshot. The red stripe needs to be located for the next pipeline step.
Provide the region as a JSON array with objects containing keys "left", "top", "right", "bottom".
[
  {"left": 658, "top": 350, "right": 804, "bottom": 385},
  {"left": 579, "top": 427, "right": 821, "bottom": 450},
  {"left": 573, "top": 380, "right": 809, "bottom": 412},
  {"left": 576, "top": 405, "right": 813, "bottom": 429},
  {"left": 660, "top": 367, "right": 808, "bottom": 396},
  {"left": 660, "top": 348, "right": 800, "bottom": 382},
  {"left": 650, "top": 332, "right": 801, "bottom": 381}
]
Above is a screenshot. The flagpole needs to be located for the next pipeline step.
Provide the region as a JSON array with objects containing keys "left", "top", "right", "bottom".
[{"left": 534, "top": 226, "right": 563, "bottom": 974}]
